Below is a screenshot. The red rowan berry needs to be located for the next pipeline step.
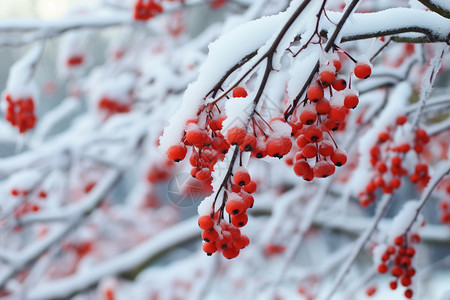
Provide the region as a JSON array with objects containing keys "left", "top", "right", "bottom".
[
  {"left": 186, "top": 127, "right": 207, "bottom": 146},
  {"left": 307, "top": 84, "right": 324, "bottom": 102},
  {"left": 222, "top": 247, "right": 240, "bottom": 259},
  {"left": 394, "top": 236, "right": 404, "bottom": 246},
  {"left": 315, "top": 98, "right": 331, "bottom": 115},
  {"left": 266, "top": 137, "right": 292, "bottom": 158},
  {"left": 377, "top": 263, "right": 388, "bottom": 274},
  {"left": 344, "top": 94, "right": 359, "bottom": 109},
  {"left": 226, "top": 127, "right": 246, "bottom": 145},
  {"left": 328, "top": 107, "right": 348, "bottom": 123},
  {"left": 404, "top": 289, "right": 413, "bottom": 299},
  {"left": 233, "top": 86, "right": 248, "bottom": 98},
  {"left": 225, "top": 198, "right": 247, "bottom": 215},
  {"left": 332, "top": 78, "right": 346, "bottom": 91},
  {"left": 396, "top": 115, "right": 407, "bottom": 125},
  {"left": 400, "top": 276, "right": 411, "bottom": 287},
  {"left": 323, "top": 119, "right": 339, "bottom": 131},
  {"left": 354, "top": 63, "right": 372, "bottom": 79},
  {"left": 231, "top": 213, "right": 248, "bottom": 227},
  {"left": 302, "top": 168, "right": 314, "bottom": 181},
  {"left": 330, "top": 149, "right": 347, "bottom": 167},
  {"left": 331, "top": 59, "right": 340, "bottom": 71},
  {"left": 240, "top": 134, "right": 257, "bottom": 152},
  {"left": 296, "top": 135, "right": 309, "bottom": 148},
  {"left": 203, "top": 242, "right": 217, "bottom": 255},
  {"left": 300, "top": 110, "right": 317, "bottom": 125},
  {"left": 391, "top": 266, "right": 403, "bottom": 277},
  {"left": 406, "top": 248, "right": 415, "bottom": 257},
  {"left": 389, "top": 281, "right": 398, "bottom": 290},
  {"left": 390, "top": 178, "right": 401, "bottom": 189},
  {"left": 215, "top": 235, "right": 232, "bottom": 250},
  {"left": 233, "top": 235, "right": 249, "bottom": 249},
  {"left": 304, "top": 125, "right": 323, "bottom": 143},
  {"left": 366, "top": 286, "right": 377, "bottom": 297},
  {"left": 243, "top": 180, "right": 257, "bottom": 194},
  {"left": 202, "top": 229, "right": 219, "bottom": 243},
  {"left": 196, "top": 168, "right": 211, "bottom": 181},
  {"left": 293, "top": 160, "right": 311, "bottom": 177},
  {"left": 241, "top": 192, "right": 254, "bottom": 208},
  {"left": 233, "top": 169, "right": 251, "bottom": 186},
  {"left": 198, "top": 215, "right": 215, "bottom": 230},
  {"left": 319, "top": 140, "right": 334, "bottom": 157},
  {"left": 320, "top": 71, "right": 335, "bottom": 86},
  {"left": 167, "top": 144, "right": 187, "bottom": 162},
  {"left": 313, "top": 161, "right": 335, "bottom": 178},
  {"left": 302, "top": 144, "right": 318, "bottom": 159}
]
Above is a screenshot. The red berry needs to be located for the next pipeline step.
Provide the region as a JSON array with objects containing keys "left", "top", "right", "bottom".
[
  {"left": 377, "top": 263, "right": 388, "bottom": 274},
  {"left": 202, "top": 242, "right": 217, "bottom": 255},
  {"left": 225, "top": 198, "right": 247, "bottom": 216},
  {"left": 232, "top": 235, "right": 249, "bottom": 249},
  {"left": 266, "top": 137, "right": 292, "bottom": 158},
  {"left": 202, "top": 229, "right": 219, "bottom": 243},
  {"left": 315, "top": 98, "right": 331, "bottom": 115},
  {"left": 307, "top": 84, "right": 324, "bottom": 102},
  {"left": 401, "top": 276, "right": 411, "bottom": 287},
  {"left": 233, "top": 87, "right": 248, "bottom": 98},
  {"left": 222, "top": 247, "right": 240, "bottom": 259},
  {"left": 329, "top": 106, "right": 348, "bottom": 123},
  {"left": 304, "top": 125, "right": 323, "bottom": 143},
  {"left": 366, "top": 286, "right": 377, "bottom": 297},
  {"left": 333, "top": 60, "right": 341, "bottom": 72},
  {"left": 226, "top": 127, "right": 247, "bottom": 145},
  {"left": 198, "top": 215, "right": 214, "bottom": 230},
  {"left": 330, "top": 149, "right": 347, "bottom": 166},
  {"left": 344, "top": 94, "right": 359, "bottom": 109},
  {"left": 404, "top": 289, "right": 413, "bottom": 299},
  {"left": 302, "top": 144, "right": 318, "bottom": 159},
  {"left": 243, "top": 181, "right": 257, "bottom": 194},
  {"left": 296, "top": 135, "right": 310, "bottom": 148},
  {"left": 233, "top": 169, "right": 251, "bottom": 186},
  {"left": 231, "top": 213, "right": 248, "bottom": 227},
  {"left": 300, "top": 110, "right": 317, "bottom": 125},
  {"left": 319, "top": 140, "right": 334, "bottom": 157},
  {"left": 293, "top": 160, "right": 311, "bottom": 177},
  {"left": 354, "top": 63, "right": 372, "bottom": 79},
  {"left": 320, "top": 71, "right": 335, "bottom": 86},
  {"left": 389, "top": 281, "right": 398, "bottom": 290},
  {"left": 196, "top": 168, "right": 211, "bottom": 181},
  {"left": 332, "top": 78, "right": 346, "bottom": 91},
  {"left": 240, "top": 134, "right": 257, "bottom": 152},
  {"left": 302, "top": 168, "right": 315, "bottom": 181},
  {"left": 167, "top": 144, "right": 187, "bottom": 162},
  {"left": 313, "top": 161, "right": 335, "bottom": 178},
  {"left": 396, "top": 115, "right": 407, "bottom": 125}
]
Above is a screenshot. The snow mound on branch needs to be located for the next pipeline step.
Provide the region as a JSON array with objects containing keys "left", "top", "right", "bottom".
[
  {"left": 222, "top": 97, "right": 254, "bottom": 130},
  {"left": 160, "top": 13, "right": 285, "bottom": 152},
  {"left": 388, "top": 201, "right": 422, "bottom": 243}
]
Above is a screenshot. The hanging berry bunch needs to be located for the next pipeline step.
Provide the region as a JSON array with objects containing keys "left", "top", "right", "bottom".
[
  {"left": 289, "top": 54, "right": 368, "bottom": 181},
  {"left": 375, "top": 233, "right": 421, "bottom": 299},
  {"left": 198, "top": 164, "right": 254, "bottom": 259},
  {"left": 359, "top": 118, "right": 431, "bottom": 207},
  {"left": 437, "top": 179, "right": 450, "bottom": 225},
  {"left": 134, "top": 0, "right": 163, "bottom": 21},
  {"left": 3, "top": 94, "right": 37, "bottom": 134}
]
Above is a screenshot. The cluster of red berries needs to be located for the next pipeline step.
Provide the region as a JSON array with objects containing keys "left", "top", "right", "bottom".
[
  {"left": 376, "top": 234, "right": 420, "bottom": 299},
  {"left": 98, "top": 97, "right": 131, "bottom": 116},
  {"left": 359, "top": 118, "right": 431, "bottom": 207},
  {"left": 289, "top": 56, "right": 370, "bottom": 180},
  {"left": 134, "top": 0, "right": 163, "bottom": 21},
  {"left": 198, "top": 168, "right": 256, "bottom": 259},
  {"left": 4, "top": 94, "right": 37, "bottom": 133}
]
